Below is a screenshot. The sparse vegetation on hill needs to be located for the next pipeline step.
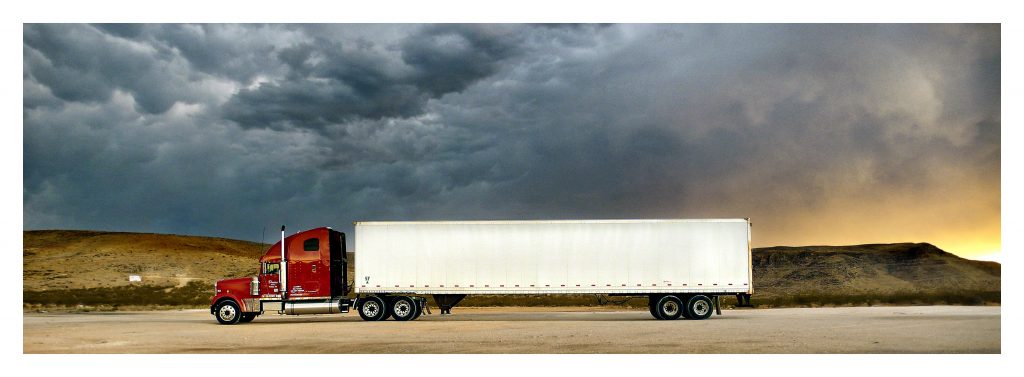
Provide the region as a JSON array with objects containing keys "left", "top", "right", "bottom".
[
  {"left": 23, "top": 231, "right": 1000, "bottom": 310},
  {"left": 24, "top": 281, "right": 211, "bottom": 309},
  {"left": 24, "top": 230, "right": 266, "bottom": 291},
  {"left": 749, "top": 243, "right": 1000, "bottom": 306}
]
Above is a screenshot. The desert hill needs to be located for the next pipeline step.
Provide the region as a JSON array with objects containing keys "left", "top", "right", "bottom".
[
  {"left": 24, "top": 230, "right": 267, "bottom": 291},
  {"left": 23, "top": 230, "right": 999, "bottom": 307},
  {"left": 752, "top": 243, "right": 1000, "bottom": 299}
]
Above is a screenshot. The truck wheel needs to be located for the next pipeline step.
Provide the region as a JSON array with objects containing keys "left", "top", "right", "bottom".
[
  {"left": 358, "top": 296, "right": 388, "bottom": 321},
  {"left": 648, "top": 296, "right": 663, "bottom": 320},
  {"left": 685, "top": 295, "right": 714, "bottom": 320},
  {"left": 381, "top": 297, "right": 393, "bottom": 320},
  {"left": 391, "top": 296, "right": 417, "bottom": 321},
  {"left": 680, "top": 295, "right": 692, "bottom": 319},
  {"left": 655, "top": 295, "right": 683, "bottom": 320},
  {"left": 411, "top": 299, "right": 423, "bottom": 320},
  {"left": 214, "top": 300, "right": 242, "bottom": 325},
  {"left": 240, "top": 313, "right": 257, "bottom": 323}
]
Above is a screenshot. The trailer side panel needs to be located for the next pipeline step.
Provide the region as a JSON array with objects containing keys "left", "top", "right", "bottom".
[{"left": 355, "top": 219, "right": 751, "bottom": 295}]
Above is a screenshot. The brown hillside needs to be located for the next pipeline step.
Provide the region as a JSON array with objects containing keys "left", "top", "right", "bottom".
[
  {"left": 753, "top": 243, "right": 1000, "bottom": 297},
  {"left": 24, "top": 230, "right": 267, "bottom": 290}
]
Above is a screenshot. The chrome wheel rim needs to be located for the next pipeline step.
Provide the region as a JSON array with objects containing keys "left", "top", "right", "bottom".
[
  {"left": 662, "top": 301, "right": 679, "bottom": 316},
  {"left": 394, "top": 301, "right": 412, "bottom": 317},
  {"left": 218, "top": 304, "right": 237, "bottom": 321},
  {"left": 693, "top": 300, "right": 709, "bottom": 316},
  {"left": 363, "top": 301, "right": 380, "bottom": 317}
]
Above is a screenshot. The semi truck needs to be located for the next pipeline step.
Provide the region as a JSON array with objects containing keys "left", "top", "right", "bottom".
[{"left": 210, "top": 219, "right": 753, "bottom": 324}]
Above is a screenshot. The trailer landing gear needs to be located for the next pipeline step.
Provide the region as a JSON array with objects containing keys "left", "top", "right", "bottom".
[
  {"left": 735, "top": 293, "right": 753, "bottom": 307},
  {"left": 433, "top": 294, "right": 467, "bottom": 314}
]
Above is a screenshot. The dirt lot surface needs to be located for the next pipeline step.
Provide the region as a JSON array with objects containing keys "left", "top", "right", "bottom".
[{"left": 23, "top": 306, "right": 999, "bottom": 353}]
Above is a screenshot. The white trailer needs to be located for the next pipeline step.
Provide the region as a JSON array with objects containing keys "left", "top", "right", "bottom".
[{"left": 354, "top": 219, "right": 753, "bottom": 320}]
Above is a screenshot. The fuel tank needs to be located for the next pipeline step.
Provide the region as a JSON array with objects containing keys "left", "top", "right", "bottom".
[{"left": 283, "top": 298, "right": 347, "bottom": 315}]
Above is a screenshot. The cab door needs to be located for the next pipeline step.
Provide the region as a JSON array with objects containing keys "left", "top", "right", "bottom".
[{"left": 259, "top": 262, "right": 282, "bottom": 297}]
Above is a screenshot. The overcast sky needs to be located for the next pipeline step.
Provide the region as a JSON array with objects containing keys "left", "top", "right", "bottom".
[{"left": 23, "top": 24, "right": 1000, "bottom": 259}]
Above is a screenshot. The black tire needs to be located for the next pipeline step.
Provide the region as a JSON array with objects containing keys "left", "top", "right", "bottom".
[
  {"left": 656, "top": 295, "right": 683, "bottom": 320},
  {"left": 391, "top": 296, "right": 417, "bottom": 321},
  {"left": 680, "top": 295, "right": 693, "bottom": 319},
  {"left": 381, "top": 297, "right": 393, "bottom": 320},
  {"left": 358, "top": 296, "right": 388, "bottom": 321},
  {"left": 240, "top": 313, "right": 257, "bottom": 323},
  {"left": 214, "top": 300, "right": 242, "bottom": 325},
  {"left": 411, "top": 298, "right": 423, "bottom": 320},
  {"left": 648, "top": 296, "right": 663, "bottom": 320},
  {"left": 685, "top": 295, "right": 714, "bottom": 320}
]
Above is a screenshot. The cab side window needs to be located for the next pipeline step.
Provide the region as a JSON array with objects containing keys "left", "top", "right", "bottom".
[
  {"left": 263, "top": 262, "right": 280, "bottom": 274},
  {"left": 303, "top": 238, "right": 320, "bottom": 252}
]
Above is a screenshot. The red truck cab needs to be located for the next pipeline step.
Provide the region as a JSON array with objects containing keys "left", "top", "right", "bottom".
[{"left": 210, "top": 227, "right": 351, "bottom": 324}]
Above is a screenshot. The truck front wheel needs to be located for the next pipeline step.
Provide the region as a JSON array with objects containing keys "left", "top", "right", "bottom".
[
  {"left": 655, "top": 295, "right": 683, "bottom": 320},
  {"left": 214, "top": 300, "right": 242, "bottom": 325},
  {"left": 358, "top": 296, "right": 388, "bottom": 321},
  {"left": 685, "top": 295, "right": 714, "bottom": 320}
]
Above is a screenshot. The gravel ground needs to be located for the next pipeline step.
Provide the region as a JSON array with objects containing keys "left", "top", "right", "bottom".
[{"left": 23, "top": 305, "right": 999, "bottom": 353}]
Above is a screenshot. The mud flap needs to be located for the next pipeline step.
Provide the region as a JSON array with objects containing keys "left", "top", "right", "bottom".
[{"left": 414, "top": 296, "right": 431, "bottom": 315}]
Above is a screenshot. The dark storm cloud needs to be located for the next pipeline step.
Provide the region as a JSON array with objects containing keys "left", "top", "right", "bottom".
[
  {"left": 23, "top": 24, "right": 1000, "bottom": 256},
  {"left": 221, "top": 24, "right": 522, "bottom": 129},
  {"left": 401, "top": 24, "right": 521, "bottom": 95},
  {"left": 25, "top": 24, "right": 189, "bottom": 114}
]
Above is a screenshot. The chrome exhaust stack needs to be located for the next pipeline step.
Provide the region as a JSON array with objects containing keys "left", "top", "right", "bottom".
[{"left": 280, "top": 225, "right": 288, "bottom": 299}]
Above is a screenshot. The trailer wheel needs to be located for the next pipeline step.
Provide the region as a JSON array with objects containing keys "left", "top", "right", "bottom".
[
  {"left": 680, "top": 295, "right": 692, "bottom": 319},
  {"left": 214, "top": 300, "right": 242, "bottom": 325},
  {"left": 685, "top": 295, "right": 714, "bottom": 320},
  {"left": 240, "top": 313, "right": 257, "bottom": 323},
  {"left": 391, "top": 296, "right": 417, "bottom": 321},
  {"left": 648, "top": 296, "right": 663, "bottom": 320},
  {"left": 358, "top": 296, "right": 388, "bottom": 321},
  {"left": 655, "top": 295, "right": 683, "bottom": 320}
]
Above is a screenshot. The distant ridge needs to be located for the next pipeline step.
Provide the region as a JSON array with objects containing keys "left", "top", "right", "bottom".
[{"left": 752, "top": 243, "right": 999, "bottom": 298}]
